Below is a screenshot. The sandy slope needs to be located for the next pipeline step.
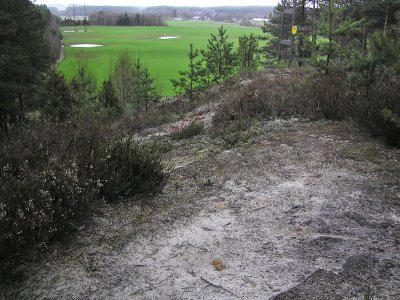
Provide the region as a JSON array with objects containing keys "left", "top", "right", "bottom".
[{"left": 2, "top": 118, "right": 399, "bottom": 300}]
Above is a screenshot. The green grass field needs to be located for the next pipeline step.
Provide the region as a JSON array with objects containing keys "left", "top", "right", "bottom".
[{"left": 59, "top": 21, "right": 264, "bottom": 95}]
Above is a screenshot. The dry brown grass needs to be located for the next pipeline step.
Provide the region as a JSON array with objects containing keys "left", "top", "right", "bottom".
[
  {"left": 212, "top": 69, "right": 349, "bottom": 134},
  {"left": 211, "top": 259, "right": 226, "bottom": 271}
]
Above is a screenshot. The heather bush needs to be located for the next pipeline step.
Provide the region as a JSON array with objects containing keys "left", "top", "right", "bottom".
[
  {"left": 131, "top": 97, "right": 200, "bottom": 131},
  {"left": 346, "top": 74, "right": 400, "bottom": 145},
  {"left": 297, "top": 73, "right": 347, "bottom": 120},
  {"left": 172, "top": 121, "right": 204, "bottom": 140},
  {"left": 213, "top": 68, "right": 399, "bottom": 146},
  {"left": 220, "top": 130, "right": 252, "bottom": 148},
  {"left": 0, "top": 125, "right": 95, "bottom": 257},
  {"left": 0, "top": 119, "right": 169, "bottom": 258},
  {"left": 97, "top": 139, "right": 170, "bottom": 199},
  {"left": 213, "top": 71, "right": 312, "bottom": 131},
  {"left": 0, "top": 160, "right": 96, "bottom": 255}
]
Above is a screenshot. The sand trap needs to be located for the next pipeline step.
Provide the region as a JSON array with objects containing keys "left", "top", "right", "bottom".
[
  {"left": 70, "top": 44, "right": 103, "bottom": 48},
  {"left": 159, "top": 36, "right": 179, "bottom": 40},
  {"left": 63, "top": 30, "right": 91, "bottom": 33}
]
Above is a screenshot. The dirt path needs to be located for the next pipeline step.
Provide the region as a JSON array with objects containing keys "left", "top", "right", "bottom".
[
  {"left": 56, "top": 45, "right": 65, "bottom": 65},
  {"left": 2, "top": 119, "right": 400, "bottom": 299}
]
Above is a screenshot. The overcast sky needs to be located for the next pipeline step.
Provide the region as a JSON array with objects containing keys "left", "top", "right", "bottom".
[{"left": 34, "top": 0, "right": 279, "bottom": 8}]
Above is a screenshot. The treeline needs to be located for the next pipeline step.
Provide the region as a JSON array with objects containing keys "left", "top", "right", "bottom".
[
  {"left": 89, "top": 12, "right": 166, "bottom": 26},
  {"left": 146, "top": 5, "right": 273, "bottom": 14},
  {"left": 61, "top": 17, "right": 90, "bottom": 27},
  {"left": 145, "top": 5, "right": 274, "bottom": 20},
  {"left": 60, "top": 5, "right": 140, "bottom": 17}
]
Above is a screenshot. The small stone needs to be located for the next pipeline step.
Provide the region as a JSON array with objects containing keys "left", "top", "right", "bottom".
[{"left": 90, "top": 285, "right": 97, "bottom": 292}]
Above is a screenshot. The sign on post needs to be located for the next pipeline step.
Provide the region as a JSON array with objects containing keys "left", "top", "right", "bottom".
[{"left": 292, "top": 25, "right": 298, "bottom": 35}]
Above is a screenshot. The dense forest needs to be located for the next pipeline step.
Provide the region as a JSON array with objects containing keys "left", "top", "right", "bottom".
[
  {"left": 0, "top": 0, "right": 399, "bottom": 269},
  {"left": 88, "top": 12, "right": 166, "bottom": 26}
]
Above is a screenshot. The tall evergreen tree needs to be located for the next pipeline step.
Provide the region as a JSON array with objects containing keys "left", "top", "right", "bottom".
[{"left": 0, "top": 0, "right": 51, "bottom": 134}]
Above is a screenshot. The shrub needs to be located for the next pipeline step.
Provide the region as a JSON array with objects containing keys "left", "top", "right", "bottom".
[
  {"left": 343, "top": 64, "right": 400, "bottom": 145},
  {"left": 213, "top": 71, "right": 312, "bottom": 131},
  {"left": 146, "top": 140, "right": 175, "bottom": 154},
  {"left": 381, "top": 109, "right": 400, "bottom": 145},
  {"left": 0, "top": 160, "right": 96, "bottom": 255},
  {"left": 0, "top": 119, "right": 169, "bottom": 258},
  {"left": 220, "top": 130, "right": 252, "bottom": 148},
  {"left": 297, "top": 74, "right": 346, "bottom": 120},
  {"left": 97, "top": 139, "right": 170, "bottom": 199},
  {"left": 172, "top": 121, "right": 204, "bottom": 140},
  {"left": 0, "top": 125, "right": 97, "bottom": 257},
  {"left": 213, "top": 68, "right": 399, "bottom": 146}
]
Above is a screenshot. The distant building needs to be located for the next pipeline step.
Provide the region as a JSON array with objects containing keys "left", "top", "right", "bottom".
[
  {"left": 251, "top": 18, "right": 270, "bottom": 26},
  {"left": 193, "top": 16, "right": 209, "bottom": 21},
  {"left": 173, "top": 18, "right": 183, "bottom": 21}
]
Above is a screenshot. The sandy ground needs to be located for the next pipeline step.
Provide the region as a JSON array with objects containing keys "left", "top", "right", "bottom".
[{"left": 1, "top": 117, "right": 399, "bottom": 300}]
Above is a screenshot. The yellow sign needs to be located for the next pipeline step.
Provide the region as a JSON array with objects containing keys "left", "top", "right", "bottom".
[{"left": 292, "top": 25, "right": 298, "bottom": 35}]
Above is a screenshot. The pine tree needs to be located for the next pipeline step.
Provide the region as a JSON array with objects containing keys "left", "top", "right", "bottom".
[
  {"left": 237, "top": 33, "right": 261, "bottom": 72},
  {"left": 0, "top": 0, "right": 51, "bottom": 134},
  {"left": 40, "top": 69, "right": 76, "bottom": 122},
  {"left": 140, "top": 67, "right": 159, "bottom": 111},
  {"left": 201, "top": 26, "right": 236, "bottom": 83},
  {"left": 133, "top": 58, "right": 159, "bottom": 113},
  {"left": 71, "top": 52, "right": 97, "bottom": 104},
  {"left": 171, "top": 43, "right": 208, "bottom": 99},
  {"left": 99, "top": 79, "right": 121, "bottom": 116},
  {"left": 313, "top": 0, "right": 364, "bottom": 73}
]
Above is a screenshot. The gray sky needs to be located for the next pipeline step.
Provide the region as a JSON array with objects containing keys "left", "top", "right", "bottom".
[{"left": 34, "top": 0, "right": 279, "bottom": 8}]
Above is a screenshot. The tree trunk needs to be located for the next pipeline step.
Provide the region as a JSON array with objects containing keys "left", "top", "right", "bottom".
[
  {"left": 312, "top": 0, "right": 316, "bottom": 47},
  {"left": 18, "top": 92, "right": 25, "bottom": 122},
  {"left": 384, "top": 3, "right": 389, "bottom": 35},
  {"left": 326, "top": 0, "right": 333, "bottom": 75}
]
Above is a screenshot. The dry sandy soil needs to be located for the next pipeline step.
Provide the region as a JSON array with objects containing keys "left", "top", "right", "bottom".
[{"left": 1, "top": 112, "right": 400, "bottom": 299}]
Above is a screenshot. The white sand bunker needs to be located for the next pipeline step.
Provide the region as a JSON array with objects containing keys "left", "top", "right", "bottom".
[
  {"left": 70, "top": 44, "right": 103, "bottom": 48},
  {"left": 159, "top": 36, "right": 179, "bottom": 40},
  {"left": 64, "top": 30, "right": 90, "bottom": 33}
]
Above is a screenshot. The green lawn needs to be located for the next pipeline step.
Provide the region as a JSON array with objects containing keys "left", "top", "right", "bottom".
[{"left": 59, "top": 21, "right": 265, "bottom": 95}]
